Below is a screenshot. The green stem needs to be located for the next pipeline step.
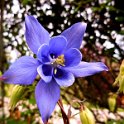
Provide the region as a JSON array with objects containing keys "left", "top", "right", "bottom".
[{"left": 57, "top": 99, "right": 70, "bottom": 124}]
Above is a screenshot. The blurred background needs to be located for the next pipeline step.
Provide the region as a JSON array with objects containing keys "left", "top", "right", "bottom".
[{"left": 0, "top": 0, "right": 124, "bottom": 123}]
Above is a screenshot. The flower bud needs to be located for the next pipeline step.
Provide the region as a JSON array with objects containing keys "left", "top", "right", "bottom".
[
  {"left": 80, "top": 105, "right": 95, "bottom": 124},
  {"left": 120, "top": 60, "right": 124, "bottom": 75},
  {"left": 108, "top": 93, "right": 117, "bottom": 112},
  {"left": 9, "top": 85, "right": 26, "bottom": 109},
  {"left": 114, "top": 60, "right": 124, "bottom": 93}
]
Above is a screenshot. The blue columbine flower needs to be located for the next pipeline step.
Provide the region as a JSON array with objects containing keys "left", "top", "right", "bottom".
[{"left": 1, "top": 15, "right": 108, "bottom": 123}]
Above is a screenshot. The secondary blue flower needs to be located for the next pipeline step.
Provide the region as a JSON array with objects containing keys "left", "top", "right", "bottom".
[{"left": 1, "top": 15, "right": 108, "bottom": 123}]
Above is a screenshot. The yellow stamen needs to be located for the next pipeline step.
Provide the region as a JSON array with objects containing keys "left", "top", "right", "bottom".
[
  {"left": 54, "top": 68, "right": 57, "bottom": 75},
  {"left": 55, "top": 54, "right": 65, "bottom": 66}
]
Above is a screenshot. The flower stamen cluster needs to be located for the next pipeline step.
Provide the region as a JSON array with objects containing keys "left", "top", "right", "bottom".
[
  {"left": 54, "top": 54, "right": 65, "bottom": 66},
  {"left": 51, "top": 54, "right": 65, "bottom": 75}
]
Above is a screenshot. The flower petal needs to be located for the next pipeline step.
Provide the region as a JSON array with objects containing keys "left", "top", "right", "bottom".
[
  {"left": 65, "top": 61, "right": 108, "bottom": 77},
  {"left": 61, "top": 22, "right": 87, "bottom": 49},
  {"left": 3, "top": 56, "right": 39, "bottom": 85},
  {"left": 37, "top": 64, "right": 52, "bottom": 83},
  {"left": 37, "top": 44, "right": 50, "bottom": 63},
  {"left": 49, "top": 36, "right": 67, "bottom": 57},
  {"left": 35, "top": 79, "right": 60, "bottom": 123},
  {"left": 54, "top": 68, "right": 75, "bottom": 87},
  {"left": 25, "top": 15, "right": 50, "bottom": 54},
  {"left": 64, "top": 48, "right": 82, "bottom": 67}
]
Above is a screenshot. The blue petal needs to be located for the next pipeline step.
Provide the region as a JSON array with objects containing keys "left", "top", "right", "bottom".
[
  {"left": 64, "top": 48, "right": 82, "bottom": 67},
  {"left": 61, "top": 22, "right": 87, "bottom": 49},
  {"left": 49, "top": 36, "right": 67, "bottom": 57},
  {"left": 35, "top": 79, "right": 60, "bottom": 123},
  {"left": 25, "top": 15, "right": 50, "bottom": 54},
  {"left": 37, "top": 44, "right": 50, "bottom": 63},
  {"left": 3, "top": 56, "right": 39, "bottom": 85},
  {"left": 54, "top": 68, "right": 75, "bottom": 87},
  {"left": 65, "top": 62, "right": 108, "bottom": 77},
  {"left": 37, "top": 64, "right": 53, "bottom": 83}
]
